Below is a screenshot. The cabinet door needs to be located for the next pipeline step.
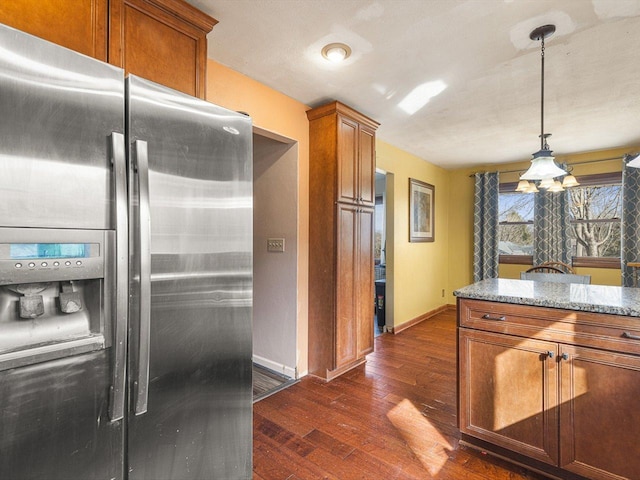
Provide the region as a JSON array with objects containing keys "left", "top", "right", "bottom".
[
  {"left": 0, "top": 0, "right": 107, "bottom": 60},
  {"left": 559, "top": 345, "right": 640, "bottom": 480},
  {"left": 336, "top": 204, "right": 358, "bottom": 368},
  {"left": 459, "top": 328, "right": 559, "bottom": 465},
  {"left": 109, "top": 0, "right": 213, "bottom": 98},
  {"left": 337, "top": 115, "right": 359, "bottom": 205},
  {"left": 356, "top": 208, "right": 374, "bottom": 358},
  {"left": 358, "top": 125, "right": 376, "bottom": 207}
]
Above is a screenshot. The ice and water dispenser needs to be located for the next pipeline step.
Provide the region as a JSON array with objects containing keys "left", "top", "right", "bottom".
[{"left": 0, "top": 228, "right": 112, "bottom": 370}]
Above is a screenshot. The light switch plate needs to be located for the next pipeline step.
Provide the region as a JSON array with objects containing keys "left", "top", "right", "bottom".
[{"left": 267, "top": 238, "right": 285, "bottom": 252}]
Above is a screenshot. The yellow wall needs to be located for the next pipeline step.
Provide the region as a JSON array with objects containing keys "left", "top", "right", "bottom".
[
  {"left": 203, "top": 58, "right": 638, "bottom": 366},
  {"left": 205, "top": 60, "right": 310, "bottom": 375},
  {"left": 448, "top": 146, "right": 638, "bottom": 291},
  {"left": 376, "top": 140, "right": 451, "bottom": 329},
  {"left": 447, "top": 166, "right": 477, "bottom": 297}
]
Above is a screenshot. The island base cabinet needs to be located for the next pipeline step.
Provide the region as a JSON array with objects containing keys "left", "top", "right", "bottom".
[
  {"left": 560, "top": 346, "right": 640, "bottom": 480},
  {"left": 459, "top": 328, "right": 559, "bottom": 466},
  {"left": 458, "top": 297, "right": 640, "bottom": 480}
]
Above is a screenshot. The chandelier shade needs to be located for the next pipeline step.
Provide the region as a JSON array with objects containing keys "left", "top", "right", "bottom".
[
  {"left": 561, "top": 174, "right": 579, "bottom": 187},
  {"left": 520, "top": 149, "right": 567, "bottom": 180},
  {"left": 627, "top": 153, "right": 640, "bottom": 168},
  {"left": 547, "top": 180, "right": 565, "bottom": 192}
]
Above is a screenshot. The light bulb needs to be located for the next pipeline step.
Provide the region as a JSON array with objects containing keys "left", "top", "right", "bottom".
[
  {"left": 327, "top": 47, "right": 346, "bottom": 62},
  {"left": 547, "top": 180, "right": 565, "bottom": 192},
  {"left": 538, "top": 178, "right": 554, "bottom": 189},
  {"left": 321, "top": 43, "right": 351, "bottom": 63}
]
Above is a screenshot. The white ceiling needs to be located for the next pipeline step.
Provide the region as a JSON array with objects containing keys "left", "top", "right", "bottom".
[{"left": 186, "top": 0, "right": 640, "bottom": 170}]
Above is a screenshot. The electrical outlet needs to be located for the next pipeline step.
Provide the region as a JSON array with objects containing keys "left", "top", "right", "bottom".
[{"left": 267, "top": 238, "right": 285, "bottom": 252}]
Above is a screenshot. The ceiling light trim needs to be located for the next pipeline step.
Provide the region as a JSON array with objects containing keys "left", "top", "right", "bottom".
[{"left": 321, "top": 42, "right": 352, "bottom": 63}]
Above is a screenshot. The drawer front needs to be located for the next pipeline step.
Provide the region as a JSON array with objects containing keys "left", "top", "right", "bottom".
[{"left": 458, "top": 298, "right": 640, "bottom": 355}]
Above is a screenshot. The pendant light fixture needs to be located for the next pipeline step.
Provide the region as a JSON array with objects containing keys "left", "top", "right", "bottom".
[{"left": 520, "top": 25, "right": 568, "bottom": 181}]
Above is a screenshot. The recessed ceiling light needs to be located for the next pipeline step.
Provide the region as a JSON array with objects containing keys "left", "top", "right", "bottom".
[{"left": 321, "top": 43, "right": 351, "bottom": 63}]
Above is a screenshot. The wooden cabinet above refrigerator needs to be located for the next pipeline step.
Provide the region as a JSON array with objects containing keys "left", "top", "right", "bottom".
[{"left": 0, "top": 0, "right": 217, "bottom": 98}]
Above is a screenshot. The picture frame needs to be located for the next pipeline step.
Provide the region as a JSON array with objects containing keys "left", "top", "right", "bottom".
[{"left": 409, "top": 178, "right": 435, "bottom": 242}]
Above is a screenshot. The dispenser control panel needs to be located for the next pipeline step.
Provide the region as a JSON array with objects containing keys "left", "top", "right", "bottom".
[{"left": 0, "top": 228, "right": 107, "bottom": 285}]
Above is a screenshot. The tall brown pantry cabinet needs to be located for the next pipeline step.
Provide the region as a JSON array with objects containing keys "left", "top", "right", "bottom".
[{"left": 307, "top": 101, "right": 380, "bottom": 381}]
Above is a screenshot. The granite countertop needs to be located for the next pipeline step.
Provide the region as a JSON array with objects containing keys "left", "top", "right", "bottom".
[{"left": 454, "top": 278, "right": 640, "bottom": 317}]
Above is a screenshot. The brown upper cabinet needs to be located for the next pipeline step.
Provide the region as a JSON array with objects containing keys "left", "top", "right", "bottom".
[
  {"left": 308, "top": 102, "right": 377, "bottom": 208},
  {"left": 109, "top": 0, "right": 217, "bottom": 98},
  {"left": 0, "top": 0, "right": 216, "bottom": 98},
  {"left": 0, "top": 0, "right": 109, "bottom": 61}
]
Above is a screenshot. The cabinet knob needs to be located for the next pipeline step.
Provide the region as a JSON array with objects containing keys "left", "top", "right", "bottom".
[
  {"left": 547, "top": 351, "right": 555, "bottom": 358},
  {"left": 561, "top": 353, "right": 569, "bottom": 361}
]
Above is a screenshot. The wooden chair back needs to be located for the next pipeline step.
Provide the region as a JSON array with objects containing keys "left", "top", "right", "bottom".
[{"left": 525, "top": 261, "right": 575, "bottom": 274}]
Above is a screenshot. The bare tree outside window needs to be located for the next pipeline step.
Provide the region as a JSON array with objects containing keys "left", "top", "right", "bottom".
[{"left": 569, "top": 185, "right": 621, "bottom": 257}]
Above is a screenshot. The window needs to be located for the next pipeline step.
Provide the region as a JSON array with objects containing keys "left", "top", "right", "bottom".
[
  {"left": 569, "top": 172, "right": 621, "bottom": 268},
  {"left": 498, "top": 190, "right": 534, "bottom": 260},
  {"left": 498, "top": 172, "right": 622, "bottom": 268}
]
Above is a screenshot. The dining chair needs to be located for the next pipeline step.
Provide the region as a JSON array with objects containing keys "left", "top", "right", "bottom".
[{"left": 525, "top": 261, "right": 576, "bottom": 274}]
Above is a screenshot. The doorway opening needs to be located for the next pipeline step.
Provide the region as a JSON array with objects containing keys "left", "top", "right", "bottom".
[
  {"left": 252, "top": 127, "right": 299, "bottom": 399},
  {"left": 374, "top": 172, "right": 386, "bottom": 337}
]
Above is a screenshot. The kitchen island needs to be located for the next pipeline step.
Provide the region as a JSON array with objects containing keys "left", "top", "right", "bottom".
[{"left": 454, "top": 279, "right": 640, "bottom": 480}]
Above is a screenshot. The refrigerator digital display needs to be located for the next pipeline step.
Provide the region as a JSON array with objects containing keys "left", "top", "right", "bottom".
[{"left": 9, "top": 243, "right": 93, "bottom": 259}]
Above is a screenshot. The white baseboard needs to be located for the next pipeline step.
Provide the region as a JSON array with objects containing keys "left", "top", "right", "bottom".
[{"left": 253, "top": 354, "right": 297, "bottom": 379}]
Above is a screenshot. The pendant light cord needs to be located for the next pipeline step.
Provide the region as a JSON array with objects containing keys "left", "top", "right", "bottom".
[{"left": 540, "top": 34, "right": 545, "bottom": 151}]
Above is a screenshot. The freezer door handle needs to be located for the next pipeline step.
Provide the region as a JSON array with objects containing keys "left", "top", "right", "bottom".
[
  {"left": 109, "top": 132, "right": 128, "bottom": 422},
  {"left": 134, "top": 139, "right": 151, "bottom": 415}
]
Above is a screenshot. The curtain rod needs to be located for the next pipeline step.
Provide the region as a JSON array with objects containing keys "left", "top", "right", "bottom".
[{"left": 468, "top": 155, "right": 625, "bottom": 177}]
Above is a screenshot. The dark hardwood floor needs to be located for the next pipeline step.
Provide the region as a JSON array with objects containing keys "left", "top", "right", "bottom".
[{"left": 253, "top": 308, "right": 548, "bottom": 480}]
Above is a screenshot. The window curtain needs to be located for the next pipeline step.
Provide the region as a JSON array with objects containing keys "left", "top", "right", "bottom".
[
  {"left": 473, "top": 172, "right": 499, "bottom": 282},
  {"left": 621, "top": 157, "right": 640, "bottom": 286},
  {"left": 533, "top": 168, "right": 572, "bottom": 265}
]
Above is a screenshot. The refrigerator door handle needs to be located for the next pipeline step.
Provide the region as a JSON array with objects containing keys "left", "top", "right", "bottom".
[
  {"left": 109, "top": 132, "right": 128, "bottom": 422},
  {"left": 133, "top": 139, "right": 151, "bottom": 416}
]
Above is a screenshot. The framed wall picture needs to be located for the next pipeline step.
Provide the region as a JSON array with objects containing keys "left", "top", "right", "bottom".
[{"left": 409, "top": 178, "right": 435, "bottom": 242}]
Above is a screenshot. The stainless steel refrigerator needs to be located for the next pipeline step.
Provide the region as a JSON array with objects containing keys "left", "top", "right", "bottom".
[{"left": 0, "top": 23, "right": 253, "bottom": 480}]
